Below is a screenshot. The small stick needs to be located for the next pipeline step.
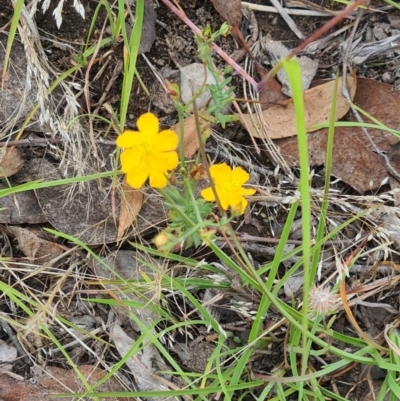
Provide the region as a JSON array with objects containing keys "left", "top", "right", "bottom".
[
  {"left": 256, "top": 0, "right": 367, "bottom": 92},
  {"left": 0, "top": 137, "right": 115, "bottom": 148}
]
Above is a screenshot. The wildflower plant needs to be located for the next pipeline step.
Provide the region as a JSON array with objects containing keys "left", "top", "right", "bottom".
[
  {"left": 115, "top": 107, "right": 255, "bottom": 250},
  {"left": 114, "top": 23, "right": 257, "bottom": 251}
]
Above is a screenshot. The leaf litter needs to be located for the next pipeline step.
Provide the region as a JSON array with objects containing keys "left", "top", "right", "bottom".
[
  {"left": 274, "top": 77, "right": 400, "bottom": 193},
  {"left": 117, "top": 181, "right": 144, "bottom": 242},
  {"left": 240, "top": 73, "right": 357, "bottom": 139}
]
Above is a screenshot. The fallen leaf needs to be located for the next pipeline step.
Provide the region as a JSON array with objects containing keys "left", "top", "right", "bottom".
[
  {"left": 117, "top": 181, "right": 143, "bottom": 241},
  {"left": 0, "top": 181, "right": 46, "bottom": 224},
  {"left": 14, "top": 156, "right": 120, "bottom": 245},
  {"left": 210, "top": 0, "right": 254, "bottom": 59},
  {"left": 92, "top": 250, "right": 160, "bottom": 330},
  {"left": 274, "top": 78, "right": 400, "bottom": 193},
  {"left": 263, "top": 36, "right": 319, "bottom": 97},
  {"left": 171, "top": 114, "right": 201, "bottom": 158},
  {"left": 254, "top": 63, "right": 288, "bottom": 110},
  {"left": 0, "top": 147, "right": 24, "bottom": 178},
  {"left": 180, "top": 63, "right": 216, "bottom": 109},
  {"left": 0, "top": 339, "right": 17, "bottom": 363},
  {"left": 8, "top": 226, "right": 66, "bottom": 263},
  {"left": 210, "top": 0, "right": 242, "bottom": 26},
  {"left": 111, "top": 324, "right": 179, "bottom": 401},
  {"left": 284, "top": 275, "right": 304, "bottom": 297},
  {"left": 0, "top": 34, "right": 40, "bottom": 136},
  {"left": 136, "top": 188, "right": 168, "bottom": 234},
  {"left": 240, "top": 74, "right": 357, "bottom": 139}
]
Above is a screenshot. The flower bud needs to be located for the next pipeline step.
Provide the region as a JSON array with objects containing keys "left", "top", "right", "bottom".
[
  {"left": 164, "top": 79, "right": 180, "bottom": 102},
  {"left": 154, "top": 232, "right": 169, "bottom": 249}
]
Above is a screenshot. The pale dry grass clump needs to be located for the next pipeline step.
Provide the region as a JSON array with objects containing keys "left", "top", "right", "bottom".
[
  {"left": 28, "top": 0, "right": 85, "bottom": 28},
  {"left": 12, "top": 1, "right": 98, "bottom": 179}
]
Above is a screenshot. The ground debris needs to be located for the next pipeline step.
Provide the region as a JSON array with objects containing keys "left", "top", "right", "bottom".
[
  {"left": 240, "top": 74, "right": 356, "bottom": 139},
  {"left": 8, "top": 226, "right": 66, "bottom": 263},
  {"left": 274, "top": 78, "right": 400, "bottom": 193},
  {"left": 0, "top": 365, "right": 131, "bottom": 401}
]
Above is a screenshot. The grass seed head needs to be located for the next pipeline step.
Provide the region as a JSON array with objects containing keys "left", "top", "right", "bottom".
[{"left": 308, "top": 285, "right": 337, "bottom": 316}]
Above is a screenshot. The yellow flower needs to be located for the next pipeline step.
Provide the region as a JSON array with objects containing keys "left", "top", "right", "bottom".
[
  {"left": 201, "top": 163, "right": 256, "bottom": 215},
  {"left": 116, "top": 113, "right": 179, "bottom": 189}
]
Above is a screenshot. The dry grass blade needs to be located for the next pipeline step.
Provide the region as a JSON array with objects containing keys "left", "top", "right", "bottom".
[{"left": 339, "top": 241, "right": 388, "bottom": 352}]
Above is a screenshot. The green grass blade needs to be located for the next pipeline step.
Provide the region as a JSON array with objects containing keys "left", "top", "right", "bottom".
[
  {"left": 119, "top": 0, "right": 144, "bottom": 129},
  {"left": 281, "top": 58, "right": 311, "bottom": 379},
  {"left": 2, "top": 0, "right": 24, "bottom": 86}
]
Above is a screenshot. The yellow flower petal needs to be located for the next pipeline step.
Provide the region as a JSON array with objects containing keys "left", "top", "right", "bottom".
[
  {"left": 238, "top": 187, "right": 256, "bottom": 196},
  {"left": 163, "top": 151, "right": 179, "bottom": 170},
  {"left": 209, "top": 163, "right": 232, "bottom": 186},
  {"left": 154, "top": 130, "right": 179, "bottom": 152},
  {"left": 126, "top": 167, "right": 149, "bottom": 189},
  {"left": 149, "top": 172, "right": 168, "bottom": 188},
  {"left": 120, "top": 148, "right": 142, "bottom": 173},
  {"left": 217, "top": 188, "right": 230, "bottom": 210},
  {"left": 231, "top": 166, "right": 250, "bottom": 186},
  {"left": 201, "top": 187, "right": 215, "bottom": 202},
  {"left": 200, "top": 163, "right": 255, "bottom": 215},
  {"left": 229, "top": 193, "right": 247, "bottom": 214},
  {"left": 116, "top": 131, "right": 142, "bottom": 148},
  {"left": 137, "top": 112, "right": 159, "bottom": 137}
]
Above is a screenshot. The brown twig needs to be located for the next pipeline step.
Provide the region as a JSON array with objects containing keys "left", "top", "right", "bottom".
[
  {"left": 0, "top": 137, "right": 115, "bottom": 148},
  {"left": 256, "top": 0, "right": 367, "bottom": 92}
]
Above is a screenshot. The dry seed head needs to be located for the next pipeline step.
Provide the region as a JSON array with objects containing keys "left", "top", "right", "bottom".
[{"left": 308, "top": 285, "right": 338, "bottom": 315}]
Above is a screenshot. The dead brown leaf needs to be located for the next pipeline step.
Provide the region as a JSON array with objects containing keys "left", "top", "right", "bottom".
[
  {"left": 117, "top": 181, "right": 144, "bottom": 241},
  {"left": 171, "top": 114, "right": 202, "bottom": 158},
  {"left": 210, "top": 0, "right": 242, "bottom": 26},
  {"left": 274, "top": 78, "right": 400, "bottom": 193},
  {"left": 0, "top": 147, "right": 24, "bottom": 178},
  {"left": 211, "top": 0, "right": 254, "bottom": 58},
  {"left": 240, "top": 74, "right": 357, "bottom": 139},
  {"left": 8, "top": 226, "right": 66, "bottom": 263},
  {"left": 255, "top": 63, "right": 289, "bottom": 110}
]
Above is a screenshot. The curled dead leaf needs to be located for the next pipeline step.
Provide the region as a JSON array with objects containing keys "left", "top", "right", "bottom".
[
  {"left": 8, "top": 226, "right": 66, "bottom": 263},
  {"left": 0, "top": 147, "right": 24, "bottom": 178},
  {"left": 210, "top": 0, "right": 242, "bottom": 26},
  {"left": 117, "top": 181, "right": 144, "bottom": 241},
  {"left": 240, "top": 74, "right": 357, "bottom": 139}
]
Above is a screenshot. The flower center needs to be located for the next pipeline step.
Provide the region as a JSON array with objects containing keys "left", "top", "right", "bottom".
[{"left": 141, "top": 137, "right": 153, "bottom": 152}]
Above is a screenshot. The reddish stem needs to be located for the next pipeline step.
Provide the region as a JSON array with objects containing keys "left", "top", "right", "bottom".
[
  {"left": 161, "top": 0, "right": 366, "bottom": 93},
  {"left": 159, "top": 0, "right": 258, "bottom": 90}
]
